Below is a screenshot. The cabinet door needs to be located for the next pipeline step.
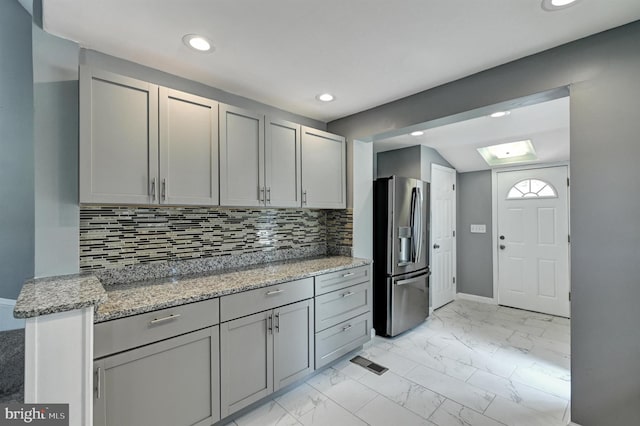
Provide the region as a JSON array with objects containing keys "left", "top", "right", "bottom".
[
  {"left": 220, "top": 311, "right": 273, "bottom": 417},
  {"left": 265, "top": 117, "right": 301, "bottom": 207},
  {"left": 219, "top": 104, "right": 265, "bottom": 206},
  {"left": 80, "top": 67, "right": 158, "bottom": 204},
  {"left": 301, "top": 127, "right": 346, "bottom": 208},
  {"left": 273, "top": 299, "right": 314, "bottom": 391},
  {"left": 159, "top": 88, "right": 219, "bottom": 206},
  {"left": 94, "top": 326, "right": 219, "bottom": 426}
]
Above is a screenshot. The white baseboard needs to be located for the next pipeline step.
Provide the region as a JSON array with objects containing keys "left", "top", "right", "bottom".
[
  {"left": 0, "top": 298, "right": 25, "bottom": 331},
  {"left": 456, "top": 293, "right": 497, "bottom": 305}
]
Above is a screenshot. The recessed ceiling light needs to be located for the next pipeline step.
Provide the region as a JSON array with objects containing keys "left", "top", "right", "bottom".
[
  {"left": 541, "top": 0, "right": 580, "bottom": 11},
  {"left": 490, "top": 111, "right": 511, "bottom": 118},
  {"left": 410, "top": 131, "right": 424, "bottom": 136},
  {"left": 316, "top": 93, "right": 335, "bottom": 102},
  {"left": 477, "top": 140, "right": 538, "bottom": 166},
  {"left": 182, "top": 34, "right": 213, "bottom": 52}
]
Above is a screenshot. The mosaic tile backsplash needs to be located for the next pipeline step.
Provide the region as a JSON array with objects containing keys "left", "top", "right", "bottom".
[{"left": 80, "top": 206, "right": 353, "bottom": 271}]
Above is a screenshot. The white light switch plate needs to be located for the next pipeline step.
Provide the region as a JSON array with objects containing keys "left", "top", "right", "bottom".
[{"left": 470, "top": 224, "right": 486, "bottom": 233}]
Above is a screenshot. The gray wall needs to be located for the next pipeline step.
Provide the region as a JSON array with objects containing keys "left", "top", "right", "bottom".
[
  {"left": 33, "top": 25, "right": 81, "bottom": 277},
  {"left": 376, "top": 145, "right": 452, "bottom": 182},
  {"left": 328, "top": 20, "right": 640, "bottom": 426},
  {"left": 0, "top": 0, "right": 34, "bottom": 299},
  {"left": 80, "top": 50, "right": 326, "bottom": 131},
  {"left": 456, "top": 171, "right": 493, "bottom": 298}
]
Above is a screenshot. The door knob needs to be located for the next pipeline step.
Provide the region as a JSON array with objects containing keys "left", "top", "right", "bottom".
[
  {"left": 499, "top": 244, "right": 506, "bottom": 250},
  {"left": 433, "top": 244, "right": 440, "bottom": 249}
]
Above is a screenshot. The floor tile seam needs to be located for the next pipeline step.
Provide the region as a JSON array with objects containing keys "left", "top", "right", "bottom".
[
  {"left": 465, "top": 371, "right": 571, "bottom": 417},
  {"left": 484, "top": 395, "right": 569, "bottom": 426},
  {"left": 305, "top": 374, "right": 378, "bottom": 417},
  {"left": 353, "top": 369, "right": 449, "bottom": 421},
  {"left": 401, "top": 363, "right": 499, "bottom": 411},
  {"left": 508, "top": 376, "right": 571, "bottom": 400},
  {"left": 273, "top": 398, "right": 321, "bottom": 426},
  {"left": 426, "top": 397, "right": 511, "bottom": 426},
  {"left": 353, "top": 390, "right": 438, "bottom": 423},
  {"left": 398, "top": 350, "right": 479, "bottom": 383}
]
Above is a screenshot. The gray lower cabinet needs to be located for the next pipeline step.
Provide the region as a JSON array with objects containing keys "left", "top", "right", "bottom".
[
  {"left": 94, "top": 326, "right": 220, "bottom": 426},
  {"left": 314, "top": 265, "right": 373, "bottom": 369},
  {"left": 220, "top": 299, "right": 314, "bottom": 417}
]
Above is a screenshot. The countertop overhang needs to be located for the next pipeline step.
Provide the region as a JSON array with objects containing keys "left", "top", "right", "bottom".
[{"left": 14, "top": 256, "right": 371, "bottom": 323}]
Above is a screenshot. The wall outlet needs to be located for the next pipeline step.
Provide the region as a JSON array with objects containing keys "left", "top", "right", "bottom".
[{"left": 470, "top": 224, "right": 486, "bottom": 233}]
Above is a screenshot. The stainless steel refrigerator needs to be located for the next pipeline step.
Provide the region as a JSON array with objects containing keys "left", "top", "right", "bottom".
[{"left": 373, "top": 176, "right": 430, "bottom": 337}]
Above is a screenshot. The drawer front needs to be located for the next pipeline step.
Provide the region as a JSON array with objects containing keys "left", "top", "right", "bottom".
[
  {"left": 220, "top": 278, "right": 313, "bottom": 322},
  {"left": 95, "top": 298, "right": 219, "bottom": 359},
  {"left": 315, "top": 282, "right": 371, "bottom": 332},
  {"left": 315, "top": 312, "right": 371, "bottom": 369},
  {"left": 314, "top": 265, "right": 370, "bottom": 296}
]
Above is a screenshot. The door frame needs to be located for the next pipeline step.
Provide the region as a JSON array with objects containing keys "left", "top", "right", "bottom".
[
  {"left": 430, "top": 163, "right": 457, "bottom": 312},
  {"left": 491, "top": 162, "right": 571, "bottom": 306}
]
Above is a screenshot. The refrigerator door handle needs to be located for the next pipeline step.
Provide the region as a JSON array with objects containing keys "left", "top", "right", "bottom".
[
  {"left": 415, "top": 186, "right": 423, "bottom": 263},
  {"left": 396, "top": 275, "right": 427, "bottom": 288},
  {"left": 410, "top": 187, "right": 417, "bottom": 263}
]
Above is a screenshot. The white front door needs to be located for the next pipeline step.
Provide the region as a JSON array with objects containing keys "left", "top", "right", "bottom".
[
  {"left": 497, "top": 166, "right": 570, "bottom": 317},
  {"left": 431, "top": 165, "right": 457, "bottom": 310}
]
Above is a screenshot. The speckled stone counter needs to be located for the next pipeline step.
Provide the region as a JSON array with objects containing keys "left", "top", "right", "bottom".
[
  {"left": 95, "top": 256, "right": 370, "bottom": 323},
  {"left": 14, "top": 274, "right": 107, "bottom": 319}
]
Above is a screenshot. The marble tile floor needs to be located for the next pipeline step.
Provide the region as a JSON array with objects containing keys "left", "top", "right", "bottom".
[{"left": 226, "top": 299, "right": 571, "bottom": 426}]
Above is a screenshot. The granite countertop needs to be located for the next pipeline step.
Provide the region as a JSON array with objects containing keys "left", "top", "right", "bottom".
[
  {"left": 14, "top": 256, "right": 371, "bottom": 323},
  {"left": 95, "top": 256, "right": 370, "bottom": 323},
  {"left": 14, "top": 274, "right": 108, "bottom": 319}
]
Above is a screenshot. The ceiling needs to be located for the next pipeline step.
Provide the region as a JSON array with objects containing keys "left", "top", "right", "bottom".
[
  {"left": 42, "top": 1, "right": 640, "bottom": 122},
  {"left": 374, "top": 97, "right": 570, "bottom": 172}
]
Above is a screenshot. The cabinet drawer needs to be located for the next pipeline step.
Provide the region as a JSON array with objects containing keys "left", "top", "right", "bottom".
[
  {"left": 95, "top": 298, "right": 219, "bottom": 359},
  {"left": 315, "top": 312, "right": 371, "bottom": 369},
  {"left": 314, "top": 265, "right": 370, "bottom": 296},
  {"left": 220, "top": 278, "right": 313, "bottom": 322},
  {"left": 315, "top": 282, "right": 371, "bottom": 332}
]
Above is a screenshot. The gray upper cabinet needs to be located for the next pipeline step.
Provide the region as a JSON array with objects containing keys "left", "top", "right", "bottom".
[
  {"left": 301, "top": 126, "right": 346, "bottom": 209},
  {"left": 80, "top": 68, "right": 220, "bottom": 206},
  {"left": 219, "top": 104, "right": 265, "bottom": 207},
  {"left": 159, "top": 88, "right": 219, "bottom": 206},
  {"left": 264, "top": 117, "right": 302, "bottom": 207},
  {"left": 80, "top": 67, "right": 159, "bottom": 204}
]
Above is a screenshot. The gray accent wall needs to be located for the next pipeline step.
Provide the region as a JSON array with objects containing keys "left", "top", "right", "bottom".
[
  {"left": 456, "top": 171, "right": 493, "bottom": 298},
  {"left": 0, "top": 0, "right": 34, "bottom": 299},
  {"left": 328, "top": 20, "right": 640, "bottom": 426},
  {"left": 33, "top": 25, "right": 80, "bottom": 277},
  {"left": 376, "top": 145, "right": 452, "bottom": 182}
]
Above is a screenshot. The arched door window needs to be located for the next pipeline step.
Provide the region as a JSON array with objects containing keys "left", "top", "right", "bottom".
[{"left": 506, "top": 178, "right": 557, "bottom": 199}]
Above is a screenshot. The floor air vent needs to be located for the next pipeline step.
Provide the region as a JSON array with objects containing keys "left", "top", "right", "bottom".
[{"left": 350, "top": 356, "right": 388, "bottom": 375}]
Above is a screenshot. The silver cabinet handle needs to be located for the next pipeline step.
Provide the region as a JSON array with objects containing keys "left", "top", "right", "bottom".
[
  {"left": 341, "top": 324, "right": 352, "bottom": 332},
  {"left": 302, "top": 190, "right": 307, "bottom": 205},
  {"left": 161, "top": 178, "right": 166, "bottom": 201},
  {"left": 268, "top": 314, "right": 273, "bottom": 334},
  {"left": 275, "top": 313, "right": 280, "bottom": 333},
  {"left": 266, "top": 289, "right": 283, "bottom": 296},
  {"left": 95, "top": 367, "right": 101, "bottom": 400},
  {"left": 341, "top": 291, "right": 354, "bottom": 298},
  {"left": 266, "top": 187, "right": 271, "bottom": 204},
  {"left": 259, "top": 186, "right": 265, "bottom": 203},
  {"left": 342, "top": 272, "right": 354, "bottom": 278},
  {"left": 150, "top": 177, "right": 156, "bottom": 201},
  {"left": 149, "top": 313, "right": 181, "bottom": 325}
]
